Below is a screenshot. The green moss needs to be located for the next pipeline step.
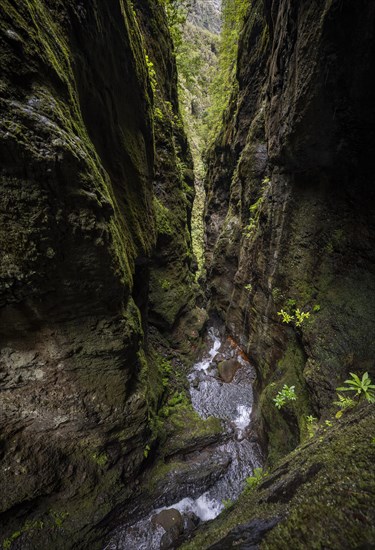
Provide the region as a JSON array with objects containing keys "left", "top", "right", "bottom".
[
  {"left": 2, "top": 531, "right": 21, "bottom": 550},
  {"left": 1, "top": 0, "right": 158, "bottom": 294},
  {"left": 260, "top": 338, "right": 311, "bottom": 466},
  {"left": 91, "top": 452, "right": 109, "bottom": 467},
  {"left": 145, "top": 398, "right": 222, "bottom": 492},
  {"left": 153, "top": 197, "right": 175, "bottom": 236},
  {"left": 182, "top": 406, "right": 375, "bottom": 549},
  {"left": 149, "top": 268, "right": 195, "bottom": 329}
]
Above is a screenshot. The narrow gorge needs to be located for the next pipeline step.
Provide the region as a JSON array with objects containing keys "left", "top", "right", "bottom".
[{"left": 0, "top": 1, "right": 374, "bottom": 549}]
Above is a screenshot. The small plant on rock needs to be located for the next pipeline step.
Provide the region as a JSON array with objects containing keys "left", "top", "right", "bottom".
[
  {"left": 337, "top": 372, "right": 375, "bottom": 403},
  {"left": 334, "top": 372, "right": 375, "bottom": 419},
  {"left": 306, "top": 415, "right": 318, "bottom": 438},
  {"left": 295, "top": 308, "right": 310, "bottom": 327},
  {"left": 143, "top": 444, "right": 151, "bottom": 458},
  {"left": 245, "top": 467, "right": 267, "bottom": 490},
  {"left": 273, "top": 385, "right": 297, "bottom": 409},
  {"left": 277, "top": 309, "right": 294, "bottom": 324},
  {"left": 277, "top": 307, "right": 310, "bottom": 326},
  {"left": 333, "top": 393, "right": 356, "bottom": 418}
]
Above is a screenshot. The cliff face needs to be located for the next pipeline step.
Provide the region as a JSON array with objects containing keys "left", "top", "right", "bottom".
[
  {"left": 0, "top": 0, "right": 196, "bottom": 547},
  {"left": 186, "top": 1, "right": 375, "bottom": 546},
  {"left": 205, "top": 0, "right": 375, "bottom": 462}
]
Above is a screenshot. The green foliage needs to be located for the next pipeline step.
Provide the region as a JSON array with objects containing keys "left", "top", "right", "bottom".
[
  {"left": 172, "top": 14, "right": 220, "bottom": 278},
  {"left": 272, "top": 287, "right": 283, "bottom": 303},
  {"left": 50, "top": 511, "right": 69, "bottom": 529},
  {"left": 273, "top": 385, "right": 297, "bottom": 409},
  {"left": 144, "top": 444, "right": 151, "bottom": 458},
  {"left": 160, "top": 0, "right": 192, "bottom": 49},
  {"left": 277, "top": 309, "right": 294, "bottom": 324},
  {"left": 222, "top": 499, "right": 233, "bottom": 510},
  {"left": 92, "top": 452, "right": 108, "bottom": 467},
  {"left": 158, "top": 356, "right": 173, "bottom": 388},
  {"left": 244, "top": 283, "right": 253, "bottom": 292},
  {"left": 1, "top": 511, "right": 66, "bottom": 549},
  {"left": 245, "top": 467, "right": 267, "bottom": 490},
  {"left": 204, "top": 0, "right": 250, "bottom": 143},
  {"left": 295, "top": 308, "right": 310, "bottom": 327},
  {"left": 334, "top": 393, "right": 356, "bottom": 419},
  {"left": 159, "top": 391, "right": 188, "bottom": 418},
  {"left": 336, "top": 372, "right": 375, "bottom": 403},
  {"left": 145, "top": 53, "right": 158, "bottom": 93},
  {"left": 3, "top": 532, "right": 21, "bottom": 550},
  {"left": 244, "top": 195, "right": 264, "bottom": 238},
  {"left": 154, "top": 107, "right": 164, "bottom": 121},
  {"left": 153, "top": 197, "right": 174, "bottom": 236},
  {"left": 306, "top": 415, "right": 318, "bottom": 438},
  {"left": 277, "top": 303, "right": 310, "bottom": 327}
]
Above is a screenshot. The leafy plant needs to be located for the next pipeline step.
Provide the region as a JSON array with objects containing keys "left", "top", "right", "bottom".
[
  {"left": 245, "top": 467, "right": 267, "bottom": 490},
  {"left": 277, "top": 309, "right": 294, "bottom": 324},
  {"left": 244, "top": 283, "right": 253, "bottom": 292},
  {"left": 277, "top": 306, "right": 310, "bottom": 327},
  {"left": 336, "top": 372, "right": 375, "bottom": 403},
  {"left": 145, "top": 53, "right": 158, "bottom": 93},
  {"left": 333, "top": 393, "right": 356, "bottom": 419},
  {"left": 306, "top": 415, "right": 318, "bottom": 438},
  {"left": 161, "top": 0, "right": 192, "bottom": 48},
  {"left": 273, "top": 385, "right": 297, "bottom": 409},
  {"left": 144, "top": 444, "right": 151, "bottom": 458},
  {"left": 295, "top": 308, "right": 310, "bottom": 326}
]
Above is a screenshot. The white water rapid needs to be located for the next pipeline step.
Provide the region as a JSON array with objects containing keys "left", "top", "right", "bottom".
[{"left": 104, "top": 327, "right": 262, "bottom": 550}]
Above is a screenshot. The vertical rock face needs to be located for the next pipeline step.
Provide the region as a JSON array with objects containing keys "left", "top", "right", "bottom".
[
  {"left": 0, "top": 0, "right": 195, "bottom": 547},
  {"left": 205, "top": 0, "right": 375, "bottom": 462}
]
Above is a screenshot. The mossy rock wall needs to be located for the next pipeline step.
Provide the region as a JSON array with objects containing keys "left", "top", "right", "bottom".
[
  {"left": 0, "top": 0, "right": 196, "bottom": 547},
  {"left": 182, "top": 404, "right": 375, "bottom": 549},
  {"left": 205, "top": 0, "right": 375, "bottom": 464},
  {"left": 134, "top": 0, "right": 198, "bottom": 335}
]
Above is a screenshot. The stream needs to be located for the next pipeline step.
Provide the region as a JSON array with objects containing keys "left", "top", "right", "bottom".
[{"left": 104, "top": 327, "right": 262, "bottom": 549}]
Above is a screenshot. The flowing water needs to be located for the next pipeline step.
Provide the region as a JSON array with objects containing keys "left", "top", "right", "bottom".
[{"left": 104, "top": 327, "right": 262, "bottom": 550}]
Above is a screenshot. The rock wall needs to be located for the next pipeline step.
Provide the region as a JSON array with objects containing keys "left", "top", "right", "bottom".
[
  {"left": 182, "top": 403, "right": 375, "bottom": 549},
  {"left": 0, "top": 1, "right": 196, "bottom": 547},
  {"left": 205, "top": 0, "right": 375, "bottom": 463}
]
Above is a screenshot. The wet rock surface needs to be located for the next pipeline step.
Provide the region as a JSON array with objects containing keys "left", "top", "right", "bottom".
[
  {"left": 103, "top": 328, "right": 262, "bottom": 550},
  {"left": 182, "top": 405, "right": 375, "bottom": 549},
  {"left": 207, "top": 517, "right": 282, "bottom": 549},
  {"left": 218, "top": 359, "right": 241, "bottom": 383},
  {"left": 0, "top": 0, "right": 197, "bottom": 548}
]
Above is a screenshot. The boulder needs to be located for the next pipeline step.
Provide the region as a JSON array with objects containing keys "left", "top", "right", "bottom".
[
  {"left": 160, "top": 524, "right": 182, "bottom": 549},
  {"left": 213, "top": 353, "right": 226, "bottom": 364},
  {"left": 218, "top": 359, "right": 241, "bottom": 383},
  {"left": 151, "top": 508, "right": 183, "bottom": 534},
  {"left": 183, "top": 511, "right": 200, "bottom": 532}
]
